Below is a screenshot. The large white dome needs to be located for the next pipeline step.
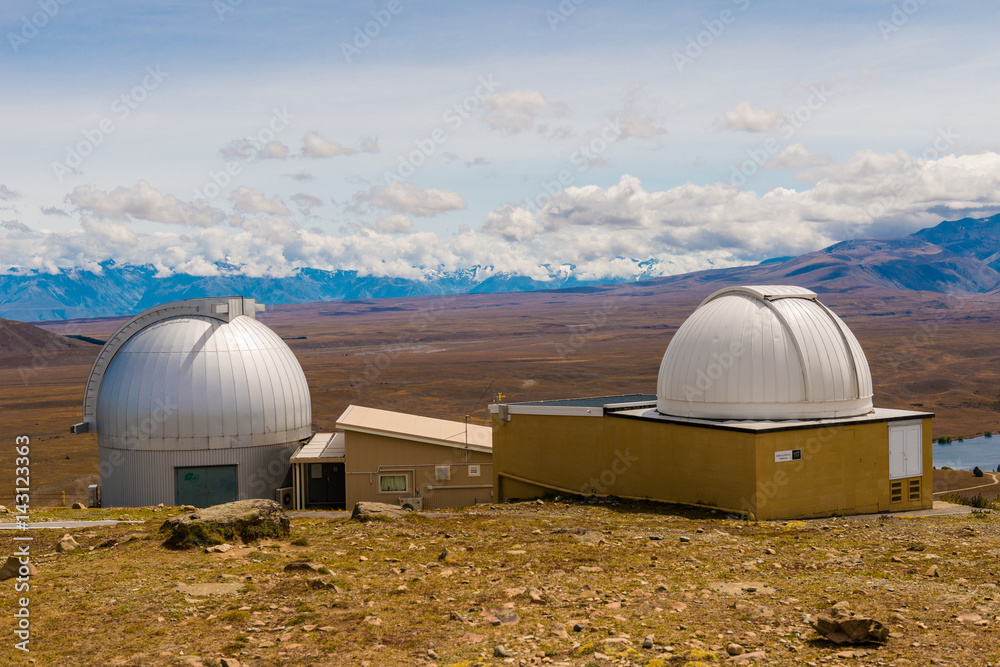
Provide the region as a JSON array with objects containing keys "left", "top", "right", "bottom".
[
  {"left": 95, "top": 313, "right": 311, "bottom": 450},
  {"left": 656, "top": 286, "right": 873, "bottom": 420}
]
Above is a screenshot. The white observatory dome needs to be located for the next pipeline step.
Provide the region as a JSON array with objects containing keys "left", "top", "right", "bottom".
[
  {"left": 95, "top": 314, "right": 311, "bottom": 449},
  {"left": 74, "top": 297, "right": 312, "bottom": 507},
  {"left": 656, "top": 286, "right": 873, "bottom": 420}
]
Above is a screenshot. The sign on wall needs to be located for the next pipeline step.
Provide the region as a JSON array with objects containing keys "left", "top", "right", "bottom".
[{"left": 774, "top": 449, "right": 802, "bottom": 463}]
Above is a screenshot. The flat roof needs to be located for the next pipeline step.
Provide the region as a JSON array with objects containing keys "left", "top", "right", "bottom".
[
  {"left": 510, "top": 394, "right": 657, "bottom": 408},
  {"left": 336, "top": 405, "right": 492, "bottom": 452},
  {"left": 291, "top": 432, "right": 345, "bottom": 462},
  {"left": 610, "top": 406, "right": 935, "bottom": 433}
]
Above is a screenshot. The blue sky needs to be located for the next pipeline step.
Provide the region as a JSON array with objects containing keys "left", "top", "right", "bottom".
[{"left": 2, "top": 0, "right": 999, "bottom": 280}]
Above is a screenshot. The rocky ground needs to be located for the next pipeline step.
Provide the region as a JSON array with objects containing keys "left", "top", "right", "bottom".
[{"left": 3, "top": 499, "right": 1000, "bottom": 666}]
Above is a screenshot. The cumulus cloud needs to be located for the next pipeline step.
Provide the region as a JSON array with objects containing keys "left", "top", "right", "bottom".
[
  {"left": 374, "top": 214, "right": 413, "bottom": 234},
  {"left": 721, "top": 101, "right": 784, "bottom": 133},
  {"left": 0, "top": 184, "right": 19, "bottom": 201},
  {"left": 302, "top": 131, "right": 356, "bottom": 158},
  {"left": 365, "top": 182, "right": 466, "bottom": 217},
  {"left": 766, "top": 142, "right": 834, "bottom": 170},
  {"left": 220, "top": 139, "right": 291, "bottom": 161},
  {"left": 360, "top": 137, "right": 380, "bottom": 154},
  {"left": 2, "top": 219, "right": 30, "bottom": 231},
  {"left": 480, "top": 89, "right": 555, "bottom": 134},
  {"left": 40, "top": 206, "right": 70, "bottom": 216},
  {"left": 81, "top": 217, "right": 139, "bottom": 247},
  {"left": 7, "top": 149, "right": 1000, "bottom": 286},
  {"left": 286, "top": 170, "right": 315, "bottom": 181},
  {"left": 69, "top": 180, "right": 223, "bottom": 227},
  {"left": 290, "top": 193, "right": 323, "bottom": 215},
  {"left": 229, "top": 187, "right": 290, "bottom": 216}
]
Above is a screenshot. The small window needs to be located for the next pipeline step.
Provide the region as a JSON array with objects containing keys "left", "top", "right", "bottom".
[
  {"left": 468, "top": 464, "right": 481, "bottom": 478},
  {"left": 310, "top": 464, "right": 323, "bottom": 479},
  {"left": 379, "top": 474, "right": 408, "bottom": 493},
  {"left": 435, "top": 465, "right": 451, "bottom": 481}
]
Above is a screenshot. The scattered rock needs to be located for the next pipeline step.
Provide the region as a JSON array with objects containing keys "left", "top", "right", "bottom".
[
  {"left": 0, "top": 505, "right": 8, "bottom": 514},
  {"left": 679, "top": 536, "right": 691, "bottom": 543},
  {"left": 56, "top": 534, "right": 81, "bottom": 553},
  {"left": 642, "top": 636, "right": 654, "bottom": 649},
  {"left": 160, "top": 499, "right": 290, "bottom": 549},
  {"left": 494, "top": 645, "right": 513, "bottom": 657},
  {"left": 351, "top": 501, "right": 407, "bottom": 521},
  {"left": 925, "top": 565, "right": 940, "bottom": 578},
  {"left": 729, "top": 650, "right": 767, "bottom": 663},
  {"left": 363, "top": 616, "right": 382, "bottom": 626},
  {"left": 812, "top": 608, "right": 889, "bottom": 645},
  {"left": 891, "top": 555, "right": 904, "bottom": 563},
  {"left": 528, "top": 588, "right": 544, "bottom": 603},
  {"left": 572, "top": 530, "right": 606, "bottom": 545},
  {"left": 71, "top": 502, "right": 86, "bottom": 510},
  {"left": 0, "top": 555, "right": 36, "bottom": 581},
  {"left": 283, "top": 560, "right": 321, "bottom": 572},
  {"left": 552, "top": 623, "right": 569, "bottom": 639},
  {"left": 97, "top": 538, "right": 118, "bottom": 549},
  {"left": 727, "top": 643, "right": 745, "bottom": 656},
  {"left": 220, "top": 659, "right": 242, "bottom": 667}
]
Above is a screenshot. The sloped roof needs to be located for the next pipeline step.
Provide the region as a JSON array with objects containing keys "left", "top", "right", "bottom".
[
  {"left": 291, "top": 432, "right": 345, "bottom": 461},
  {"left": 336, "top": 405, "right": 492, "bottom": 452}
]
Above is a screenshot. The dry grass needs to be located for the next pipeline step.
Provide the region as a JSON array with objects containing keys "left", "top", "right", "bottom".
[{"left": 3, "top": 500, "right": 1000, "bottom": 665}]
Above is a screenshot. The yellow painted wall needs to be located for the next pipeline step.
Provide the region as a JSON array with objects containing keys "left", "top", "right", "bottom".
[
  {"left": 345, "top": 431, "right": 493, "bottom": 510},
  {"left": 493, "top": 412, "right": 934, "bottom": 520}
]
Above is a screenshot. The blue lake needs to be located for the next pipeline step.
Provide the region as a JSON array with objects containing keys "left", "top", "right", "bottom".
[{"left": 933, "top": 434, "right": 1000, "bottom": 471}]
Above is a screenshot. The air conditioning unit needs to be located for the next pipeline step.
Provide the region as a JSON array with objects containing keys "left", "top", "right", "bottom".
[
  {"left": 88, "top": 484, "right": 101, "bottom": 508},
  {"left": 275, "top": 486, "right": 294, "bottom": 510},
  {"left": 399, "top": 497, "right": 423, "bottom": 511}
]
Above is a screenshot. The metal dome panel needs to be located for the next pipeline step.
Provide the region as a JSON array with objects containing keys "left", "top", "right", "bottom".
[
  {"left": 657, "top": 285, "right": 873, "bottom": 420},
  {"left": 95, "top": 313, "right": 311, "bottom": 450}
]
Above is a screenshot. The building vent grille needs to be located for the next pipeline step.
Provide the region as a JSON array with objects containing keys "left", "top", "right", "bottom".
[
  {"left": 890, "top": 480, "right": 903, "bottom": 503},
  {"left": 908, "top": 478, "right": 921, "bottom": 501}
]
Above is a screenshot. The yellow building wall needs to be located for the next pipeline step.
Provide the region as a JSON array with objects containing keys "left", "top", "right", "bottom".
[
  {"left": 492, "top": 413, "right": 757, "bottom": 514},
  {"left": 493, "top": 413, "right": 934, "bottom": 521},
  {"left": 345, "top": 431, "right": 493, "bottom": 510}
]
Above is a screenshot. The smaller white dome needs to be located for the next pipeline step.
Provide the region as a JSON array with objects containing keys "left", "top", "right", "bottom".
[{"left": 657, "top": 286, "right": 873, "bottom": 420}]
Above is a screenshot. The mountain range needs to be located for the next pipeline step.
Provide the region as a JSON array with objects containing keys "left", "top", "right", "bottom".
[{"left": 2, "top": 213, "right": 999, "bottom": 322}]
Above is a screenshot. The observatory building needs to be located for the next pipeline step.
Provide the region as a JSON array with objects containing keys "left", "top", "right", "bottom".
[
  {"left": 72, "top": 297, "right": 312, "bottom": 508},
  {"left": 491, "top": 286, "right": 934, "bottom": 520}
]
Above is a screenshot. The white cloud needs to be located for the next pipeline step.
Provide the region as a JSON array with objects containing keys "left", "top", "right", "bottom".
[
  {"left": 81, "top": 217, "right": 139, "bottom": 247},
  {"left": 229, "top": 187, "right": 290, "bottom": 216},
  {"left": 480, "top": 204, "right": 541, "bottom": 242},
  {"left": 366, "top": 182, "right": 466, "bottom": 217},
  {"left": 721, "top": 101, "right": 784, "bottom": 133},
  {"left": 766, "top": 142, "right": 834, "bottom": 169},
  {"left": 261, "top": 141, "right": 290, "bottom": 159},
  {"left": 360, "top": 137, "right": 380, "bottom": 154},
  {"left": 69, "top": 180, "right": 223, "bottom": 227},
  {"left": 0, "top": 184, "right": 19, "bottom": 201},
  {"left": 612, "top": 83, "right": 667, "bottom": 140},
  {"left": 374, "top": 214, "right": 413, "bottom": 234},
  {"left": 290, "top": 193, "right": 323, "bottom": 215},
  {"left": 302, "top": 131, "right": 356, "bottom": 158},
  {"left": 480, "top": 89, "right": 553, "bottom": 134}
]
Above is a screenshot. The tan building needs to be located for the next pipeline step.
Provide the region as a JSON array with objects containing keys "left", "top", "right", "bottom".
[
  {"left": 491, "top": 286, "right": 933, "bottom": 520},
  {"left": 289, "top": 406, "right": 492, "bottom": 511}
]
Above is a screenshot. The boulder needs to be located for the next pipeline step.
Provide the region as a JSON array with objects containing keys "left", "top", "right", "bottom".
[
  {"left": 71, "top": 502, "right": 86, "bottom": 510},
  {"left": 812, "top": 608, "right": 889, "bottom": 645},
  {"left": 56, "top": 534, "right": 81, "bottom": 553},
  {"left": 160, "top": 499, "right": 289, "bottom": 549},
  {"left": 350, "top": 501, "right": 406, "bottom": 522},
  {"left": 0, "top": 555, "right": 36, "bottom": 581}
]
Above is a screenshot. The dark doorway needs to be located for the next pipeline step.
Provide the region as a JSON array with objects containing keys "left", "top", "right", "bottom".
[
  {"left": 175, "top": 465, "right": 238, "bottom": 508},
  {"left": 307, "top": 462, "right": 346, "bottom": 509}
]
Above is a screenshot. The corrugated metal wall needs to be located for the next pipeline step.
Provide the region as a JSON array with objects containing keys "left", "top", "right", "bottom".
[
  {"left": 344, "top": 431, "right": 493, "bottom": 510},
  {"left": 98, "top": 441, "right": 297, "bottom": 507}
]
